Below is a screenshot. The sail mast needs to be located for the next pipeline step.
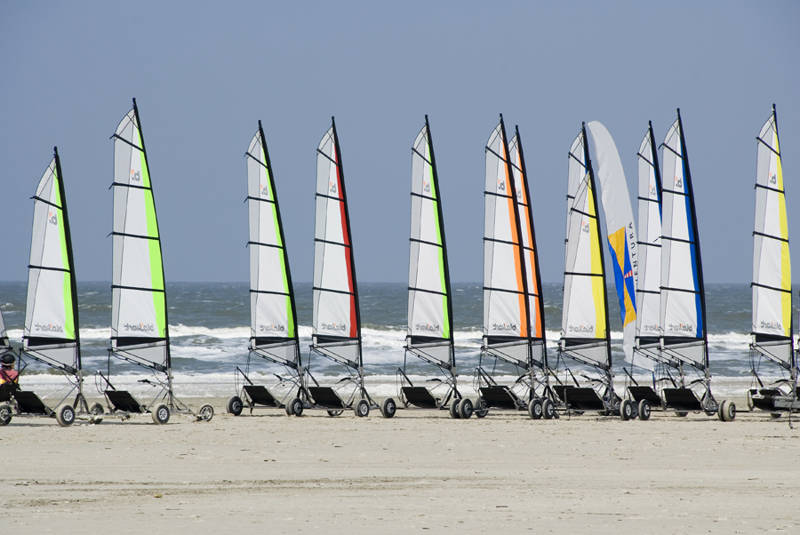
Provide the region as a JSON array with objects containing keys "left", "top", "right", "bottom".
[
  {"left": 583, "top": 123, "right": 612, "bottom": 368},
  {"left": 53, "top": 147, "right": 81, "bottom": 368}
]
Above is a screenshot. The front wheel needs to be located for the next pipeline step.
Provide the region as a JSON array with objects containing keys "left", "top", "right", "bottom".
[
  {"left": 638, "top": 399, "right": 651, "bottom": 421},
  {"left": 528, "top": 398, "right": 543, "bottom": 420},
  {"left": 542, "top": 399, "right": 556, "bottom": 420},
  {"left": 152, "top": 404, "right": 170, "bottom": 425},
  {"left": 89, "top": 402, "right": 105, "bottom": 416},
  {"left": 380, "top": 398, "right": 397, "bottom": 418},
  {"left": 198, "top": 404, "right": 214, "bottom": 422},
  {"left": 290, "top": 398, "right": 304, "bottom": 417},
  {"left": 620, "top": 399, "right": 634, "bottom": 421},
  {"left": 326, "top": 409, "right": 343, "bottom": 417},
  {"left": 227, "top": 396, "right": 243, "bottom": 416},
  {"left": 449, "top": 399, "right": 461, "bottom": 419},
  {"left": 0, "top": 403, "right": 12, "bottom": 426},
  {"left": 746, "top": 390, "right": 754, "bottom": 411},
  {"left": 718, "top": 400, "right": 736, "bottom": 422},
  {"left": 459, "top": 398, "right": 473, "bottom": 419},
  {"left": 55, "top": 403, "right": 76, "bottom": 427},
  {"left": 474, "top": 398, "right": 488, "bottom": 418},
  {"left": 355, "top": 399, "right": 370, "bottom": 418}
]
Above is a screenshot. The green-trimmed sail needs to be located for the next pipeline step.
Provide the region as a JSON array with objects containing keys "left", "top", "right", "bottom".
[
  {"left": 407, "top": 116, "right": 454, "bottom": 368},
  {"left": 110, "top": 99, "right": 170, "bottom": 370},
  {"left": 23, "top": 147, "right": 81, "bottom": 373},
  {"left": 247, "top": 122, "right": 300, "bottom": 366}
]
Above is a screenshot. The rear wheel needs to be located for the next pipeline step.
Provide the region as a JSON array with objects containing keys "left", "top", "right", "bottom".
[
  {"left": 718, "top": 400, "right": 736, "bottom": 422},
  {"left": 459, "top": 398, "right": 473, "bottom": 419},
  {"left": 771, "top": 412, "right": 782, "bottom": 419},
  {"left": 638, "top": 399, "right": 651, "bottom": 421},
  {"left": 620, "top": 399, "right": 634, "bottom": 421},
  {"left": 449, "top": 399, "right": 461, "bottom": 419},
  {"left": 198, "top": 404, "right": 214, "bottom": 421},
  {"left": 474, "top": 398, "right": 488, "bottom": 418},
  {"left": 227, "top": 396, "right": 243, "bottom": 416},
  {"left": 355, "top": 399, "right": 370, "bottom": 417},
  {"left": 56, "top": 403, "right": 76, "bottom": 427},
  {"left": 89, "top": 402, "right": 105, "bottom": 416},
  {"left": 675, "top": 411, "right": 688, "bottom": 418},
  {"left": 543, "top": 399, "right": 556, "bottom": 420},
  {"left": 380, "top": 398, "right": 397, "bottom": 418},
  {"left": 0, "top": 403, "right": 12, "bottom": 426},
  {"left": 326, "top": 409, "right": 343, "bottom": 417},
  {"left": 290, "top": 398, "right": 304, "bottom": 417},
  {"left": 746, "top": 390, "right": 754, "bottom": 411},
  {"left": 528, "top": 398, "right": 543, "bottom": 420},
  {"left": 152, "top": 404, "right": 170, "bottom": 425}
]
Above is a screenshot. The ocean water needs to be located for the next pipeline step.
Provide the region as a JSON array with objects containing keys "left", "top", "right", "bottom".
[{"left": 0, "top": 281, "right": 793, "bottom": 397}]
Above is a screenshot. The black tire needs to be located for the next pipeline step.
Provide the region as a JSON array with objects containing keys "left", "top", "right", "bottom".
[
  {"left": 459, "top": 398, "right": 473, "bottom": 419},
  {"left": 55, "top": 403, "right": 76, "bottom": 427},
  {"left": 227, "top": 396, "right": 243, "bottom": 416},
  {"left": 675, "top": 411, "right": 688, "bottom": 418},
  {"left": 326, "top": 409, "right": 343, "bottom": 417},
  {"left": 528, "top": 398, "right": 543, "bottom": 420},
  {"left": 152, "top": 404, "right": 170, "bottom": 425},
  {"left": 0, "top": 403, "right": 12, "bottom": 426},
  {"left": 718, "top": 400, "right": 735, "bottom": 422},
  {"left": 746, "top": 390, "right": 754, "bottom": 411},
  {"left": 355, "top": 399, "right": 369, "bottom": 417},
  {"left": 620, "top": 399, "right": 633, "bottom": 421},
  {"left": 474, "top": 398, "right": 488, "bottom": 418},
  {"left": 380, "top": 398, "right": 397, "bottom": 418},
  {"left": 198, "top": 404, "right": 214, "bottom": 422},
  {"left": 638, "top": 399, "right": 651, "bottom": 421},
  {"left": 89, "top": 402, "right": 105, "bottom": 416},
  {"left": 449, "top": 398, "right": 461, "bottom": 419},
  {"left": 290, "top": 398, "right": 303, "bottom": 417},
  {"left": 543, "top": 399, "right": 556, "bottom": 420}
]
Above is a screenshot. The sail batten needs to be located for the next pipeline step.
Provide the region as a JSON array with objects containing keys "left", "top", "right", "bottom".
[
  {"left": 312, "top": 118, "right": 362, "bottom": 367},
  {"left": 111, "top": 100, "right": 170, "bottom": 370},
  {"left": 407, "top": 117, "right": 454, "bottom": 368},
  {"left": 247, "top": 122, "right": 299, "bottom": 365},
  {"left": 751, "top": 105, "right": 793, "bottom": 368},
  {"left": 560, "top": 127, "right": 611, "bottom": 369},
  {"left": 23, "top": 148, "right": 80, "bottom": 372},
  {"left": 659, "top": 111, "right": 707, "bottom": 369}
]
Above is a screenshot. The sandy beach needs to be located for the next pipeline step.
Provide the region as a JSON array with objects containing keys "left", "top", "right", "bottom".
[{"left": 1, "top": 395, "right": 798, "bottom": 534}]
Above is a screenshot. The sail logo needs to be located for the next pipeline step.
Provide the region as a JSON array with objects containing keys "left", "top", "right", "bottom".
[
  {"left": 568, "top": 324, "right": 595, "bottom": 334},
  {"left": 674, "top": 175, "right": 682, "bottom": 189},
  {"left": 34, "top": 322, "right": 63, "bottom": 333},
  {"left": 492, "top": 321, "right": 518, "bottom": 332},
  {"left": 415, "top": 322, "right": 440, "bottom": 333},
  {"left": 123, "top": 322, "right": 155, "bottom": 333},
  {"left": 423, "top": 180, "right": 431, "bottom": 193},
  {"left": 581, "top": 220, "right": 590, "bottom": 233},
  {"left": 48, "top": 211, "right": 58, "bottom": 225},
  {"left": 608, "top": 227, "right": 637, "bottom": 327},
  {"left": 259, "top": 323, "right": 285, "bottom": 333},
  {"left": 130, "top": 169, "right": 141, "bottom": 183},
  {"left": 649, "top": 184, "right": 657, "bottom": 197},
  {"left": 497, "top": 178, "right": 506, "bottom": 192},
  {"left": 321, "top": 321, "right": 346, "bottom": 332},
  {"left": 328, "top": 179, "right": 337, "bottom": 195},
  {"left": 759, "top": 320, "right": 782, "bottom": 331},
  {"left": 260, "top": 184, "right": 271, "bottom": 197},
  {"left": 668, "top": 322, "right": 695, "bottom": 333},
  {"left": 770, "top": 173, "right": 777, "bottom": 185}
]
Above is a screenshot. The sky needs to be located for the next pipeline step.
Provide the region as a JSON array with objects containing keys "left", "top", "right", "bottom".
[{"left": 1, "top": 1, "right": 798, "bottom": 283}]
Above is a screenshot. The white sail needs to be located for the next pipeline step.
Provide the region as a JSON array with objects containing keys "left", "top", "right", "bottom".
[
  {"left": 586, "top": 121, "right": 638, "bottom": 364},
  {"left": 111, "top": 102, "right": 169, "bottom": 370},
  {"left": 23, "top": 150, "right": 80, "bottom": 372},
  {"left": 312, "top": 120, "right": 361, "bottom": 367},
  {"left": 247, "top": 124, "right": 299, "bottom": 366},
  {"left": 0, "top": 308, "right": 8, "bottom": 349},
  {"left": 561, "top": 129, "right": 610, "bottom": 368},
  {"left": 408, "top": 118, "right": 453, "bottom": 367},
  {"left": 660, "top": 113, "right": 707, "bottom": 368},
  {"left": 752, "top": 105, "right": 793, "bottom": 367},
  {"left": 633, "top": 124, "right": 663, "bottom": 368}
]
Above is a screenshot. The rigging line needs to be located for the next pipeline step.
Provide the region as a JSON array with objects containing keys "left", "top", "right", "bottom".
[
  {"left": 660, "top": 286, "right": 700, "bottom": 294},
  {"left": 661, "top": 142, "right": 682, "bottom": 159},
  {"left": 245, "top": 151, "right": 268, "bottom": 169},
  {"left": 28, "top": 264, "right": 70, "bottom": 273},
  {"left": 483, "top": 286, "right": 524, "bottom": 295},
  {"left": 246, "top": 195, "right": 276, "bottom": 205},
  {"left": 111, "top": 231, "right": 159, "bottom": 241},
  {"left": 636, "top": 152, "right": 654, "bottom": 167},
  {"left": 410, "top": 191, "right": 439, "bottom": 202},
  {"left": 483, "top": 236, "right": 532, "bottom": 251},
  {"left": 485, "top": 145, "right": 510, "bottom": 164},
  {"left": 755, "top": 183, "right": 785, "bottom": 195},
  {"left": 484, "top": 189, "right": 514, "bottom": 200},
  {"left": 753, "top": 230, "right": 789, "bottom": 243},
  {"left": 249, "top": 289, "right": 291, "bottom": 296},
  {"left": 409, "top": 286, "right": 447, "bottom": 297},
  {"left": 662, "top": 235, "right": 695, "bottom": 245},
  {"left": 315, "top": 237, "right": 350, "bottom": 248},
  {"left": 564, "top": 271, "right": 603, "bottom": 277},
  {"left": 31, "top": 195, "right": 61, "bottom": 210},
  {"left": 111, "top": 133, "right": 144, "bottom": 152},
  {"left": 111, "top": 181, "right": 152, "bottom": 192},
  {"left": 112, "top": 284, "right": 165, "bottom": 293},
  {"left": 411, "top": 147, "right": 432, "bottom": 166},
  {"left": 568, "top": 150, "right": 586, "bottom": 169},
  {"left": 637, "top": 289, "right": 660, "bottom": 295},
  {"left": 637, "top": 241, "right": 661, "bottom": 247},
  {"left": 662, "top": 188, "right": 688, "bottom": 197},
  {"left": 637, "top": 195, "right": 660, "bottom": 203},
  {"left": 570, "top": 207, "right": 597, "bottom": 219},
  {"left": 751, "top": 281, "right": 792, "bottom": 294},
  {"left": 248, "top": 240, "right": 283, "bottom": 249},
  {"left": 316, "top": 148, "right": 338, "bottom": 166},
  {"left": 410, "top": 237, "right": 443, "bottom": 248},
  {"left": 316, "top": 192, "right": 344, "bottom": 203},
  {"left": 756, "top": 136, "right": 780, "bottom": 157},
  {"left": 312, "top": 286, "right": 354, "bottom": 296}
]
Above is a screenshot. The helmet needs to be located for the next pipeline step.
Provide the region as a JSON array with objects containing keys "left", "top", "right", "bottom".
[{"left": 1, "top": 353, "right": 15, "bottom": 366}]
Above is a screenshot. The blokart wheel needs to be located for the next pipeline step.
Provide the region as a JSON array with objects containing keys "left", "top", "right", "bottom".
[
  {"left": 285, "top": 402, "right": 294, "bottom": 416},
  {"left": 542, "top": 399, "right": 556, "bottom": 420},
  {"left": 638, "top": 399, "right": 651, "bottom": 421},
  {"left": 290, "top": 398, "right": 304, "bottom": 417},
  {"left": 528, "top": 398, "right": 543, "bottom": 420},
  {"left": 746, "top": 390, "right": 754, "bottom": 411},
  {"left": 380, "top": 397, "right": 397, "bottom": 418},
  {"left": 449, "top": 398, "right": 461, "bottom": 419},
  {"left": 459, "top": 398, "right": 473, "bottom": 419},
  {"left": 474, "top": 397, "right": 488, "bottom": 418},
  {"left": 620, "top": 399, "right": 634, "bottom": 421},
  {"left": 326, "top": 409, "right": 343, "bottom": 417},
  {"left": 89, "top": 402, "right": 105, "bottom": 416},
  {"left": 152, "top": 404, "right": 170, "bottom": 425},
  {"left": 771, "top": 412, "right": 782, "bottom": 419},
  {"left": 355, "top": 399, "right": 370, "bottom": 417},
  {"left": 675, "top": 411, "right": 688, "bottom": 418},
  {"left": 198, "top": 404, "right": 214, "bottom": 421},
  {"left": 55, "top": 403, "right": 76, "bottom": 427},
  {"left": 0, "top": 403, "right": 12, "bottom": 426},
  {"left": 227, "top": 396, "right": 243, "bottom": 416},
  {"left": 718, "top": 400, "right": 736, "bottom": 422}
]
